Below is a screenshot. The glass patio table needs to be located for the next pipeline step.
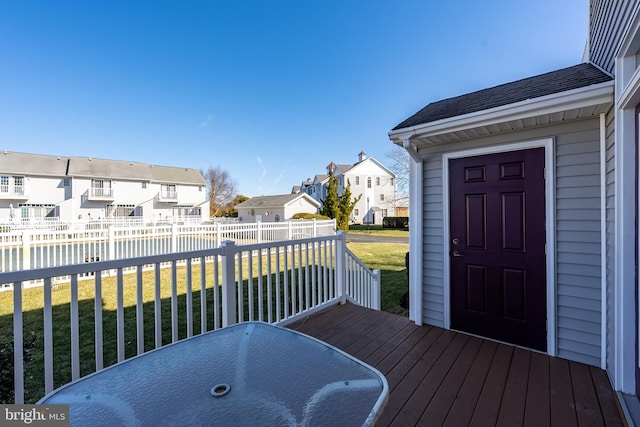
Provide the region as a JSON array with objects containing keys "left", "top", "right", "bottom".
[{"left": 38, "top": 321, "right": 388, "bottom": 426}]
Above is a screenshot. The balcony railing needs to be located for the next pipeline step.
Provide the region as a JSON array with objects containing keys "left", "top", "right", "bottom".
[
  {"left": 2, "top": 231, "right": 380, "bottom": 404},
  {"left": 88, "top": 187, "right": 114, "bottom": 200},
  {"left": 158, "top": 190, "right": 178, "bottom": 202},
  {"left": 0, "top": 185, "right": 27, "bottom": 199}
]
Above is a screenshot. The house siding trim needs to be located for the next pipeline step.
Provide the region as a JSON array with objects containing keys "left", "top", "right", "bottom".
[
  {"left": 613, "top": 6, "right": 640, "bottom": 393},
  {"left": 599, "top": 112, "right": 608, "bottom": 370},
  {"left": 441, "top": 138, "right": 557, "bottom": 355}
]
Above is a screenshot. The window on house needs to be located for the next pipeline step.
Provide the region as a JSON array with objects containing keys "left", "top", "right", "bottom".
[
  {"left": 18, "top": 203, "right": 56, "bottom": 219},
  {"left": 382, "top": 209, "right": 388, "bottom": 217},
  {"left": 106, "top": 204, "right": 136, "bottom": 217},
  {"left": 142, "top": 182, "right": 147, "bottom": 189},
  {"left": 63, "top": 178, "right": 70, "bottom": 187},
  {"left": 380, "top": 194, "right": 385, "bottom": 201},
  {"left": 161, "top": 184, "right": 177, "bottom": 199},
  {"left": 367, "top": 177, "right": 371, "bottom": 188},
  {"left": 390, "top": 177, "right": 394, "bottom": 186},
  {"left": 355, "top": 176, "right": 359, "bottom": 185},
  {"left": 199, "top": 186, "right": 203, "bottom": 192},
  {"left": 91, "top": 179, "right": 112, "bottom": 197},
  {"left": 354, "top": 208, "right": 359, "bottom": 216},
  {"left": 0, "top": 176, "right": 9, "bottom": 193},
  {"left": 376, "top": 177, "right": 380, "bottom": 186},
  {"left": 13, "top": 176, "right": 24, "bottom": 194}
]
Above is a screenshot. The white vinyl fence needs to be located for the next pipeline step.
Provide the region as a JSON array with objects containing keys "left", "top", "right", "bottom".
[
  {"left": 2, "top": 231, "right": 380, "bottom": 404},
  {"left": 0, "top": 219, "right": 336, "bottom": 275}
]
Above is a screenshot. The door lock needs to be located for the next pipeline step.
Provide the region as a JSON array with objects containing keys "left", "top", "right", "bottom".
[{"left": 452, "top": 238, "right": 460, "bottom": 245}]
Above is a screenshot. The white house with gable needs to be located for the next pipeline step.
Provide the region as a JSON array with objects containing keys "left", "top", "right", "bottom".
[
  {"left": 0, "top": 151, "right": 208, "bottom": 223},
  {"left": 296, "top": 151, "right": 397, "bottom": 225}
]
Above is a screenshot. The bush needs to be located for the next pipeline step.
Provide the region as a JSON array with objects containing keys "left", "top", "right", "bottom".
[
  {"left": 383, "top": 216, "right": 409, "bottom": 229},
  {"left": 291, "top": 213, "right": 331, "bottom": 220}
]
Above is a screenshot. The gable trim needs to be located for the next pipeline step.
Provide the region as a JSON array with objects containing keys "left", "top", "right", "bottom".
[{"left": 441, "top": 138, "right": 556, "bottom": 355}]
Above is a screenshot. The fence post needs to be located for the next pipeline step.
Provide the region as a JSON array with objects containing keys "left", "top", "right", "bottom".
[
  {"left": 312, "top": 219, "right": 317, "bottom": 238},
  {"left": 215, "top": 222, "right": 221, "bottom": 247},
  {"left": 288, "top": 220, "right": 293, "bottom": 240},
  {"left": 372, "top": 269, "right": 381, "bottom": 310},
  {"left": 21, "top": 230, "right": 31, "bottom": 271},
  {"left": 335, "top": 231, "right": 347, "bottom": 304},
  {"left": 171, "top": 223, "right": 178, "bottom": 253},
  {"left": 256, "top": 221, "right": 262, "bottom": 244},
  {"left": 108, "top": 226, "right": 116, "bottom": 261},
  {"left": 221, "top": 240, "right": 237, "bottom": 327}
]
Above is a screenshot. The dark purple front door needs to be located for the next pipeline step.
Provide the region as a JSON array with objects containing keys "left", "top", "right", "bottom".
[{"left": 449, "top": 147, "right": 547, "bottom": 351}]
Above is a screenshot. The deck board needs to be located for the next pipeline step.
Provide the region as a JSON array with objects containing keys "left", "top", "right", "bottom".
[{"left": 286, "top": 303, "right": 625, "bottom": 426}]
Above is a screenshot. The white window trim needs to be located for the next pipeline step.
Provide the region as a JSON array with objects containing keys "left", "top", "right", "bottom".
[{"left": 441, "top": 138, "right": 556, "bottom": 355}]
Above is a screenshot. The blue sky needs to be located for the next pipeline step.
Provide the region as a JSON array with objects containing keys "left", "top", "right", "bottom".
[{"left": 0, "top": 1, "right": 588, "bottom": 197}]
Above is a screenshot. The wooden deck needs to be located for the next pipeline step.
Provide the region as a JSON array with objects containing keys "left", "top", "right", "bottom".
[{"left": 287, "top": 303, "right": 626, "bottom": 426}]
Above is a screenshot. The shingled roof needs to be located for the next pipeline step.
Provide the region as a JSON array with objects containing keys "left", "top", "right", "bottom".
[{"left": 392, "top": 63, "right": 612, "bottom": 131}]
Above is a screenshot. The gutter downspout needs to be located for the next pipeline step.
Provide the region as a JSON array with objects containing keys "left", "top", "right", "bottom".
[
  {"left": 402, "top": 137, "right": 423, "bottom": 326},
  {"left": 599, "top": 112, "right": 607, "bottom": 370}
]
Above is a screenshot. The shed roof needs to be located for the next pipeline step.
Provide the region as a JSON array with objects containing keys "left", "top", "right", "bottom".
[
  {"left": 392, "top": 63, "right": 613, "bottom": 130},
  {"left": 236, "top": 193, "right": 320, "bottom": 209}
]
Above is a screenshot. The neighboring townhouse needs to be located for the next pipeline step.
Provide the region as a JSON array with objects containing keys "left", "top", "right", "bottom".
[
  {"left": 389, "top": 0, "right": 640, "bottom": 417},
  {"left": 296, "top": 151, "right": 397, "bottom": 225},
  {"left": 0, "top": 151, "right": 208, "bottom": 223},
  {"left": 235, "top": 193, "right": 320, "bottom": 223}
]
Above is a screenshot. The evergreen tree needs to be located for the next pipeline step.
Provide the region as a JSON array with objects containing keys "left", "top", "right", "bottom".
[
  {"left": 337, "top": 179, "right": 361, "bottom": 231},
  {"left": 320, "top": 170, "right": 340, "bottom": 219},
  {"left": 320, "top": 170, "right": 361, "bottom": 232}
]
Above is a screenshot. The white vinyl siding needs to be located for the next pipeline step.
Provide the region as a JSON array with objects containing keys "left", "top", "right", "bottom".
[{"left": 418, "top": 118, "right": 603, "bottom": 366}]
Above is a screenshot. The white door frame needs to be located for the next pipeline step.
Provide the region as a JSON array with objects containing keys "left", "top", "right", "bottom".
[{"left": 441, "top": 138, "right": 556, "bottom": 355}]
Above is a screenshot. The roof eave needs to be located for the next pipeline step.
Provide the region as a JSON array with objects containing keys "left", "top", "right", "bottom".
[{"left": 388, "top": 81, "right": 614, "bottom": 147}]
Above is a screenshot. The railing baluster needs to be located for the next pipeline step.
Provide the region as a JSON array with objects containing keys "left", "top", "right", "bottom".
[
  {"left": 200, "top": 256, "right": 207, "bottom": 333},
  {"left": 257, "top": 250, "right": 263, "bottom": 322},
  {"left": 70, "top": 274, "right": 80, "bottom": 380},
  {"left": 13, "top": 280, "right": 24, "bottom": 404},
  {"left": 171, "top": 260, "right": 178, "bottom": 342},
  {"left": 136, "top": 266, "right": 144, "bottom": 355},
  {"left": 266, "top": 248, "right": 272, "bottom": 323},
  {"left": 95, "top": 273, "right": 103, "bottom": 371},
  {"left": 43, "top": 277, "right": 54, "bottom": 393},
  {"left": 283, "top": 245, "right": 289, "bottom": 319},
  {"left": 186, "top": 258, "right": 193, "bottom": 338},
  {"left": 116, "top": 268, "right": 125, "bottom": 362},
  {"left": 248, "top": 250, "right": 254, "bottom": 321},
  {"left": 213, "top": 254, "right": 220, "bottom": 330},
  {"left": 154, "top": 263, "right": 162, "bottom": 349}
]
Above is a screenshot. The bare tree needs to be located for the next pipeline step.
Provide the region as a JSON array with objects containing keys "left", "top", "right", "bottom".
[
  {"left": 204, "top": 166, "right": 238, "bottom": 217},
  {"left": 386, "top": 144, "right": 409, "bottom": 200}
]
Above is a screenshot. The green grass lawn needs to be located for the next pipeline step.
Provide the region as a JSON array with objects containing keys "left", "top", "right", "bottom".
[
  {"left": 0, "top": 241, "right": 409, "bottom": 403},
  {"left": 347, "top": 242, "right": 409, "bottom": 315},
  {"left": 348, "top": 224, "right": 409, "bottom": 238}
]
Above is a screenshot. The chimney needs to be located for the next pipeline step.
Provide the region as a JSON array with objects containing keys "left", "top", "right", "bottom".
[{"left": 358, "top": 151, "right": 367, "bottom": 162}]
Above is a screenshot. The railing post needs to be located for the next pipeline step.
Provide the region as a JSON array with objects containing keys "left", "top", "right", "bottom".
[
  {"left": 221, "top": 240, "right": 237, "bottom": 327},
  {"left": 171, "top": 223, "right": 178, "bottom": 253},
  {"left": 288, "top": 220, "right": 293, "bottom": 240},
  {"left": 372, "top": 269, "right": 381, "bottom": 310},
  {"left": 108, "top": 226, "right": 115, "bottom": 261},
  {"left": 256, "top": 221, "right": 262, "bottom": 244},
  {"left": 215, "top": 222, "right": 221, "bottom": 247},
  {"left": 336, "top": 231, "right": 347, "bottom": 304},
  {"left": 21, "top": 230, "right": 31, "bottom": 271}
]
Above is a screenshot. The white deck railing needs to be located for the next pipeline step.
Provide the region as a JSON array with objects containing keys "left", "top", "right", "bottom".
[
  {"left": 2, "top": 231, "right": 380, "bottom": 404},
  {"left": 0, "top": 219, "right": 336, "bottom": 275}
]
